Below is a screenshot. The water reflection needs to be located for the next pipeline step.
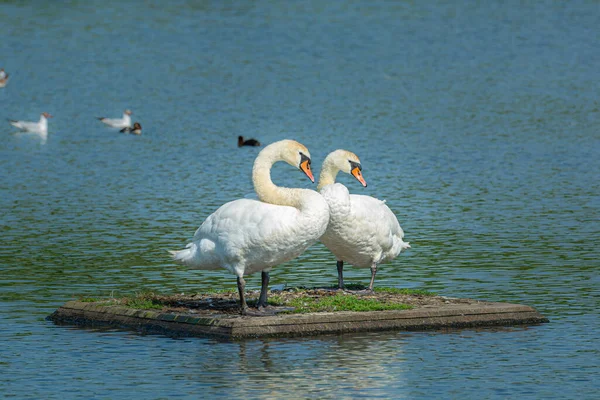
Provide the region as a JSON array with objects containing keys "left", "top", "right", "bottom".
[
  {"left": 173, "top": 332, "right": 409, "bottom": 397},
  {"left": 135, "top": 326, "right": 565, "bottom": 398},
  {"left": 9, "top": 130, "right": 49, "bottom": 145},
  {"left": 1, "top": 0, "right": 599, "bottom": 398}
]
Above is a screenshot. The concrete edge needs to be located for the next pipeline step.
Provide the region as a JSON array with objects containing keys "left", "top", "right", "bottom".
[{"left": 48, "top": 300, "right": 549, "bottom": 339}]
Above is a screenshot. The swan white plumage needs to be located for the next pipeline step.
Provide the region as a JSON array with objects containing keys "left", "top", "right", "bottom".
[
  {"left": 170, "top": 139, "right": 330, "bottom": 314},
  {"left": 317, "top": 149, "right": 410, "bottom": 290},
  {"left": 97, "top": 109, "right": 132, "bottom": 129}
]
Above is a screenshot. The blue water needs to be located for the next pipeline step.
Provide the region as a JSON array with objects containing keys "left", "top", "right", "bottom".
[{"left": 1, "top": 1, "right": 599, "bottom": 398}]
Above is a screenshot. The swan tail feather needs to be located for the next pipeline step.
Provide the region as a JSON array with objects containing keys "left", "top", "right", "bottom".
[
  {"left": 169, "top": 243, "right": 197, "bottom": 265},
  {"left": 392, "top": 239, "right": 411, "bottom": 256}
]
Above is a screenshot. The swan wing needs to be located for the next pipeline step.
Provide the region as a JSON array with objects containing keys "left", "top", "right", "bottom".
[
  {"left": 321, "top": 192, "right": 408, "bottom": 267},
  {"left": 193, "top": 199, "right": 296, "bottom": 242},
  {"left": 350, "top": 194, "right": 404, "bottom": 238},
  {"left": 351, "top": 194, "right": 409, "bottom": 261},
  {"left": 185, "top": 198, "right": 315, "bottom": 273}
]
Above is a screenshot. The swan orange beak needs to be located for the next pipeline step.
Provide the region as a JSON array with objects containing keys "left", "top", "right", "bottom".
[
  {"left": 351, "top": 167, "right": 367, "bottom": 187},
  {"left": 300, "top": 159, "right": 315, "bottom": 183}
]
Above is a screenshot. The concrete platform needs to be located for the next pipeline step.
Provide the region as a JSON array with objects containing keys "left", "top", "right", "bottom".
[{"left": 48, "top": 297, "right": 548, "bottom": 339}]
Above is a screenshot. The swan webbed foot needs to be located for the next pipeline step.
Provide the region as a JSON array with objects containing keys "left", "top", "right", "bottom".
[
  {"left": 337, "top": 260, "right": 345, "bottom": 289},
  {"left": 256, "top": 299, "right": 268, "bottom": 310}
]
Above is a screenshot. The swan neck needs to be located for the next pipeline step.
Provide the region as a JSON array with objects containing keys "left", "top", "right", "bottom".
[
  {"left": 317, "top": 157, "right": 340, "bottom": 191},
  {"left": 253, "top": 148, "right": 301, "bottom": 207}
]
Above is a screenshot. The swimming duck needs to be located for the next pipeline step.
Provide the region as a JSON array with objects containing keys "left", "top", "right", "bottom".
[
  {"left": 120, "top": 122, "right": 142, "bottom": 135},
  {"left": 238, "top": 135, "right": 261, "bottom": 147}
]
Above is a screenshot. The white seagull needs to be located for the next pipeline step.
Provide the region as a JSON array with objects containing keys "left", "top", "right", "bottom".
[
  {"left": 317, "top": 150, "right": 410, "bottom": 291},
  {"left": 0, "top": 68, "right": 8, "bottom": 88},
  {"left": 97, "top": 109, "right": 132, "bottom": 129},
  {"left": 8, "top": 112, "right": 52, "bottom": 141}
]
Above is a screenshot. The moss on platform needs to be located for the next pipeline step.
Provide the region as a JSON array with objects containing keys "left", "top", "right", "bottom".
[{"left": 77, "top": 286, "right": 436, "bottom": 314}]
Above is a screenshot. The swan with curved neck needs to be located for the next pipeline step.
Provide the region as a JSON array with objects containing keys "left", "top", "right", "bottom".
[
  {"left": 318, "top": 149, "right": 410, "bottom": 290},
  {"left": 170, "top": 139, "right": 329, "bottom": 314}
]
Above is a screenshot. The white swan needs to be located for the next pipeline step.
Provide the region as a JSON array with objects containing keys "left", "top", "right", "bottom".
[
  {"left": 317, "top": 150, "right": 410, "bottom": 290},
  {"left": 170, "top": 139, "right": 330, "bottom": 314},
  {"left": 97, "top": 109, "right": 132, "bottom": 129}
]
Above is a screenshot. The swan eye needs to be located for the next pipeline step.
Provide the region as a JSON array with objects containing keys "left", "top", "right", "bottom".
[
  {"left": 300, "top": 152, "right": 310, "bottom": 164},
  {"left": 299, "top": 153, "right": 315, "bottom": 182},
  {"left": 349, "top": 160, "right": 362, "bottom": 171},
  {"left": 349, "top": 161, "right": 367, "bottom": 187}
]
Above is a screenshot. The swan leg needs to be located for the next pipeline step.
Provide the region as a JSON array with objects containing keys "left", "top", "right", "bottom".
[
  {"left": 337, "top": 260, "right": 344, "bottom": 289},
  {"left": 368, "top": 263, "right": 378, "bottom": 291},
  {"left": 237, "top": 276, "right": 248, "bottom": 315},
  {"left": 256, "top": 271, "right": 270, "bottom": 309}
]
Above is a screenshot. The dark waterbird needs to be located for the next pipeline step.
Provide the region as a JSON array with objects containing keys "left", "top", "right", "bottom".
[
  {"left": 120, "top": 122, "right": 142, "bottom": 135},
  {"left": 238, "top": 135, "right": 261, "bottom": 147}
]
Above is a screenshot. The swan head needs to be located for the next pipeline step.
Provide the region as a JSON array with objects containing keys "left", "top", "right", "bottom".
[
  {"left": 252, "top": 139, "right": 317, "bottom": 205},
  {"left": 42, "top": 112, "right": 53, "bottom": 119},
  {"left": 124, "top": 109, "right": 132, "bottom": 116},
  {"left": 274, "top": 139, "right": 315, "bottom": 182},
  {"left": 318, "top": 149, "right": 367, "bottom": 190}
]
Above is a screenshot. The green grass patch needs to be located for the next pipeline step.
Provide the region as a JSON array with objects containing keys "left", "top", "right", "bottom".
[
  {"left": 325, "top": 284, "right": 435, "bottom": 296},
  {"left": 73, "top": 287, "right": 433, "bottom": 313},
  {"left": 324, "top": 283, "right": 369, "bottom": 291},
  {"left": 268, "top": 292, "right": 412, "bottom": 313},
  {"left": 202, "top": 287, "right": 237, "bottom": 295},
  {"left": 122, "top": 293, "right": 164, "bottom": 309},
  {"left": 342, "top": 283, "right": 369, "bottom": 291},
  {"left": 76, "top": 293, "right": 163, "bottom": 309}
]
